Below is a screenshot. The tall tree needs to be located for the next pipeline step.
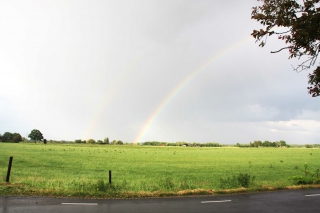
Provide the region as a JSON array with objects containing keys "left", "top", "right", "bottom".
[
  {"left": 251, "top": 0, "right": 320, "bottom": 96},
  {"left": 28, "top": 129, "right": 44, "bottom": 143},
  {"left": 104, "top": 137, "right": 110, "bottom": 144}
]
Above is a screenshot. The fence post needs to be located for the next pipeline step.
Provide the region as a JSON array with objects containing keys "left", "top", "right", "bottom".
[
  {"left": 6, "top": 157, "right": 13, "bottom": 182},
  {"left": 109, "top": 170, "right": 112, "bottom": 184}
]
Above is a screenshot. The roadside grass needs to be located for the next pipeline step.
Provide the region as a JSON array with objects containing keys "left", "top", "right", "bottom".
[{"left": 1, "top": 143, "right": 320, "bottom": 198}]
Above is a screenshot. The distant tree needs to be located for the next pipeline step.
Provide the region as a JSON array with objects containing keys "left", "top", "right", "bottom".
[
  {"left": 253, "top": 140, "right": 262, "bottom": 147},
  {"left": 205, "top": 142, "right": 220, "bottom": 147},
  {"left": 111, "top": 140, "right": 123, "bottom": 145},
  {"left": 0, "top": 134, "right": 2, "bottom": 142},
  {"left": 305, "top": 144, "right": 314, "bottom": 148},
  {"left": 43, "top": 139, "right": 47, "bottom": 144},
  {"left": 2, "top": 132, "right": 13, "bottom": 142},
  {"left": 262, "top": 141, "right": 269, "bottom": 147},
  {"left": 28, "top": 129, "right": 43, "bottom": 143},
  {"left": 236, "top": 143, "right": 251, "bottom": 148},
  {"left": 251, "top": 0, "right": 320, "bottom": 96},
  {"left": 117, "top": 140, "right": 123, "bottom": 145},
  {"left": 97, "top": 140, "right": 103, "bottom": 144},
  {"left": 104, "top": 137, "right": 110, "bottom": 144},
  {"left": 86, "top": 139, "right": 96, "bottom": 144},
  {"left": 12, "top": 133, "right": 22, "bottom": 143},
  {"left": 279, "top": 140, "right": 287, "bottom": 147}
]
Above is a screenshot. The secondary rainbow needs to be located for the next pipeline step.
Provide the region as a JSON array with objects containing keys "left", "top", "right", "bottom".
[
  {"left": 83, "top": 54, "right": 144, "bottom": 140},
  {"left": 134, "top": 35, "right": 252, "bottom": 143}
]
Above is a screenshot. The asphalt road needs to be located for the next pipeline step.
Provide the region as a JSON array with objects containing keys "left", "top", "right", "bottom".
[{"left": 1, "top": 189, "right": 320, "bottom": 213}]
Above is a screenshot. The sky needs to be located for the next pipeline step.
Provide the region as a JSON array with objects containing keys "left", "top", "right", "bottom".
[{"left": 1, "top": 0, "right": 320, "bottom": 144}]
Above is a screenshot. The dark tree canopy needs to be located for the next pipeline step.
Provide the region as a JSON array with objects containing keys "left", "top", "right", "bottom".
[
  {"left": 1, "top": 132, "right": 22, "bottom": 142},
  {"left": 28, "top": 129, "right": 44, "bottom": 142},
  {"left": 12, "top": 133, "right": 22, "bottom": 142},
  {"left": 2, "top": 132, "right": 13, "bottom": 142},
  {"left": 251, "top": 0, "right": 320, "bottom": 96}
]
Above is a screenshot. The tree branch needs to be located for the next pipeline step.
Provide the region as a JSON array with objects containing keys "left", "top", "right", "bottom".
[
  {"left": 272, "top": 30, "right": 291, "bottom": 35},
  {"left": 271, "top": 47, "right": 290, "bottom": 53}
]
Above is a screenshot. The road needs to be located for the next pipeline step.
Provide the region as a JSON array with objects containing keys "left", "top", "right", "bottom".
[{"left": 1, "top": 189, "right": 320, "bottom": 213}]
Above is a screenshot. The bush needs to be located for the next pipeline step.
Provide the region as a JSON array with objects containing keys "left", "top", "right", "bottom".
[
  {"left": 219, "top": 173, "right": 255, "bottom": 189},
  {"left": 289, "top": 163, "right": 320, "bottom": 184}
]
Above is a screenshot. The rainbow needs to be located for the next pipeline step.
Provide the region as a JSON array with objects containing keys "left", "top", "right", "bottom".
[{"left": 134, "top": 35, "right": 252, "bottom": 143}]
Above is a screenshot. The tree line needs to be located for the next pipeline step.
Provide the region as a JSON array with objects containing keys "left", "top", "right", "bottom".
[
  {"left": 0, "top": 129, "right": 44, "bottom": 143},
  {"left": 0, "top": 132, "right": 23, "bottom": 142},
  {"left": 142, "top": 141, "right": 221, "bottom": 147},
  {"left": 236, "top": 140, "right": 287, "bottom": 148},
  {"left": 74, "top": 137, "right": 125, "bottom": 145}
]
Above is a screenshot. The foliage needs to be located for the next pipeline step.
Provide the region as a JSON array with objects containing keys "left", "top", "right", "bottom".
[
  {"left": 104, "top": 137, "right": 110, "bottom": 144},
  {"left": 289, "top": 162, "right": 320, "bottom": 184},
  {"left": 243, "top": 140, "right": 286, "bottom": 147},
  {"left": 279, "top": 140, "right": 287, "bottom": 147},
  {"left": 1, "top": 132, "right": 22, "bottom": 143},
  {"left": 251, "top": 0, "right": 320, "bottom": 96},
  {"left": 12, "top": 133, "right": 22, "bottom": 143},
  {"left": 2, "top": 132, "right": 13, "bottom": 142},
  {"left": 219, "top": 173, "right": 255, "bottom": 189},
  {"left": 28, "top": 129, "right": 43, "bottom": 142},
  {"left": 116, "top": 140, "right": 123, "bottom": 145},
  {"left": 305, "top": 144, "right": 314, "bottom": 148},
  {"left": 143, "top": 141, "right": 167, "bottom": 146},
  {"left": 112, "top": 140, "right": 123, "bottom": 145},
  {"left": 201, "top": 142, "right": 220, "bottom": 147},
  {"left": 86, "top": 139, "right": 96, "bottom": 144},
  {"left": 142, "top": 141, "right": 220, "bottom": 147},
  {"left": 235, "top": 143, "right": 251, "bottom": 148}
]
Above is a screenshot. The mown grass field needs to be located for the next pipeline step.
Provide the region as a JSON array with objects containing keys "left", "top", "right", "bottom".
[{"left": 1, "top": 143, "right": 320, "bottom": 198}]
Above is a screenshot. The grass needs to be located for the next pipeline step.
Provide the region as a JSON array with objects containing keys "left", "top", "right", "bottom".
[{"left": 1, "top": 143, "right": 320, "bottom": 198}]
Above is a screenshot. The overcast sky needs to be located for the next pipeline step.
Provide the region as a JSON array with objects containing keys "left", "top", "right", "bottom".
[{"left": 1, "top": 0, "right": 320, "bottom": 144}]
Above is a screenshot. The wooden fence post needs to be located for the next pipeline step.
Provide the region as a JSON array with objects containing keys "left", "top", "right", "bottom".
[{"left": 6, "top": 157, "right": 13, "bottom": 182}]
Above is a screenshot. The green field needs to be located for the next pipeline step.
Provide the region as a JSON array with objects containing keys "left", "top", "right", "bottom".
[{"left": 1, "top": 143, "right": 320, "bottom": 198}]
